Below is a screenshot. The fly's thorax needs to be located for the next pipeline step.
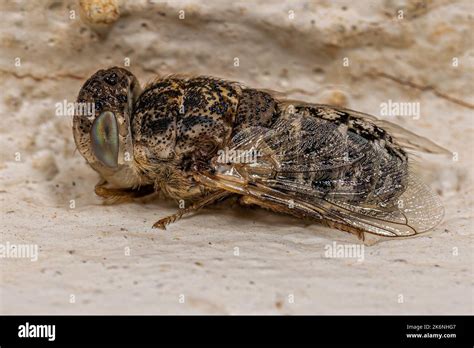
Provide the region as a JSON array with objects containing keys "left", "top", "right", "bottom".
[
  {"left": 233, "top": 89, "right": 281, "bottom": 133},
  {"left": 131, "top": 76, "right": 242, "bottom": 175},
  {"left": 73, "top": 67, "right": 144, "bottom": 188}
]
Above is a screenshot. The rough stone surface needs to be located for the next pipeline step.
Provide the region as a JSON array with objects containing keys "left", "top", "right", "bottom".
[{"left": 0, "top": 0, "right": 472, "bottom": 314}]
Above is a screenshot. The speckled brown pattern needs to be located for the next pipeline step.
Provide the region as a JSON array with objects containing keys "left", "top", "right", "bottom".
[{"left": 73, "top": 67, "right": 445, "bottom": 236}]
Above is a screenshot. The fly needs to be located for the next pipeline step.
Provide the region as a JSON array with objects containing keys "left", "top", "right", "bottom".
[{"left": 73, "top": 67, "right": 448, "bottom": 239}]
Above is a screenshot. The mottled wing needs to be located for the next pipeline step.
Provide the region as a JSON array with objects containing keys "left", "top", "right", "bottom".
[
  {"left": 204, "top": 111, "right": 444, "bottom": 237},
  {"left": 319, "top": 173, "right": 444, "bottom": 236},
  {"left": 291, "top": 102, "right": 450, "bottom": 155}
]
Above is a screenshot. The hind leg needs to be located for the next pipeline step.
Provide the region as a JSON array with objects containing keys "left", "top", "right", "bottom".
[{"left": 239, "top": 195, "right": 366, "bottom": 241}]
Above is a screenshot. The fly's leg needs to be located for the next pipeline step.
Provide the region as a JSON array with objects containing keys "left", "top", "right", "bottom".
[
  {"left": 239, "top": 195, "right": 308, "bottom": 218},
  {"left": 239, "top": 195, "right": 366, "bottom": 241},
  {"left": 196, "top": 173, "right": 367, "bottom": 240},
  {"left": 95, "top": 181, "right": 156, "bottom": 204},
  {"left": 323, "top": 220, "right": 366, "bottom": 241},
  {"left": 152, "top": 190, "right": 230, "bottom": 230}
]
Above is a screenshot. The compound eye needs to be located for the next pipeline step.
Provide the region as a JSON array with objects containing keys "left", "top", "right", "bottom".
[{"left": 90, "top": 111, "right": 119, "bottom": 168}]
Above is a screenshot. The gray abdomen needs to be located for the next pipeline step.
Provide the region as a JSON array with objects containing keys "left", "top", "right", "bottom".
[{"left": 232, "top": 91, "right": 409, "bottom": 205}]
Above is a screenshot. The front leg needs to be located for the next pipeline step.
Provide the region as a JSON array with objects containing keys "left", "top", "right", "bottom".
[
  {"left": 95, "top": 180, "right": 156, "bottom": 204},
  {"left": 153, "top": 190, "right": 230, "bottom": 229}
]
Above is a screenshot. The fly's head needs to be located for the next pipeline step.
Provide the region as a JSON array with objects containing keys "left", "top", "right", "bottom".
[{"left": 73, "top": 67, "right": 143, "bottom": 188}]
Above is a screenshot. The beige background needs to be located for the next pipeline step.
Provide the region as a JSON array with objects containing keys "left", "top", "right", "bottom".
[{"left": 0, "top": 0, "right": 472, "bottom": 314}]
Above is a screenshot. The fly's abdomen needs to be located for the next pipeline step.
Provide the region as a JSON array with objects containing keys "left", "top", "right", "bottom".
[
  {"left": 276, "top": 104, "right": 409, "bottom": 205},
  {"left": 296, "top": 104, "right": 409, "bottom": 204},
  {"left": 233, "top": 96, "right": 410, "bottom": 206}
]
